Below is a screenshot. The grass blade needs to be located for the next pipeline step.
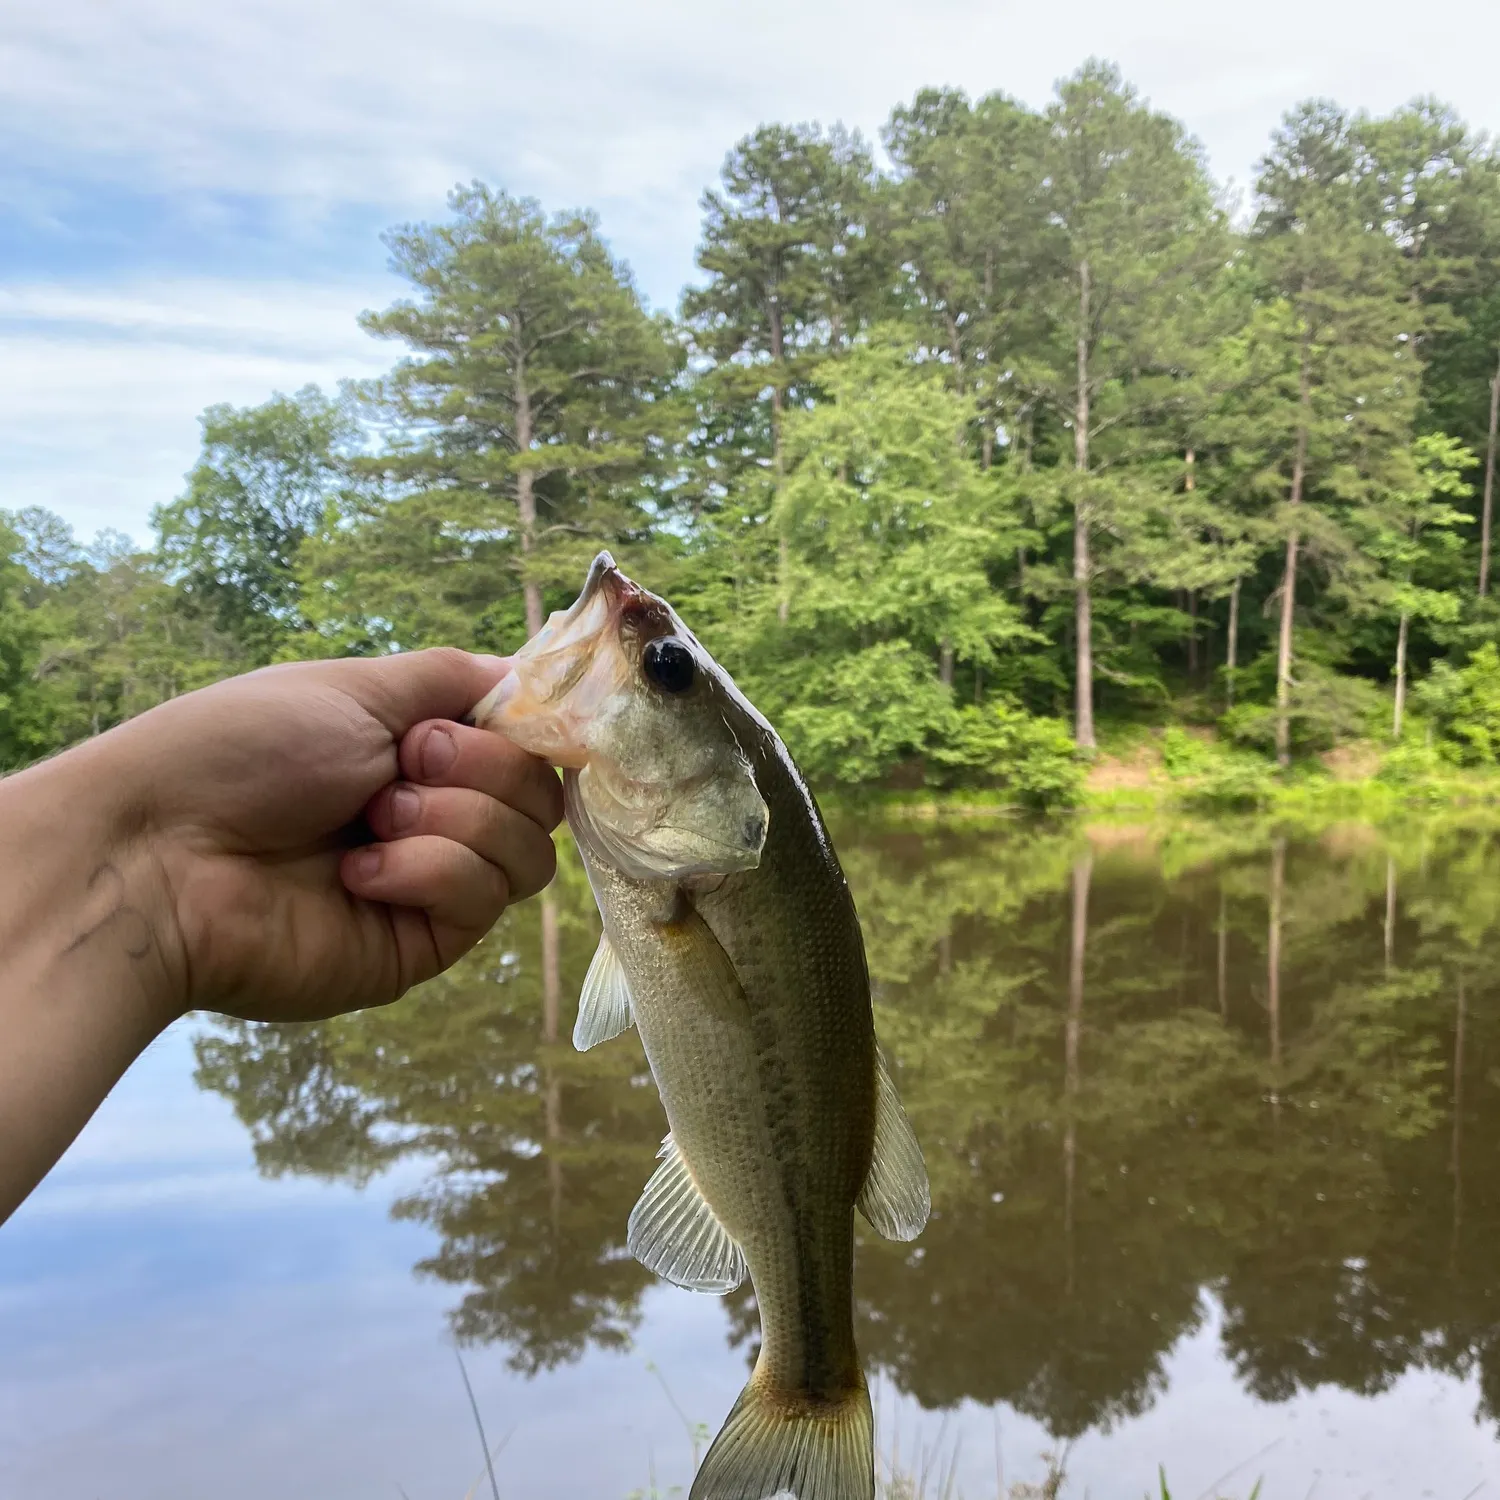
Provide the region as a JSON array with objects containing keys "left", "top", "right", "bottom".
[{"left": 455, "top": 1348, "right": 501, "bottom": 1500}]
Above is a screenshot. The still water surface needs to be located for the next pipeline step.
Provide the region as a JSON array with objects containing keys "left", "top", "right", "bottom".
[{"left": 5, "top": 815, "right": 1500, "bottom": 1498}]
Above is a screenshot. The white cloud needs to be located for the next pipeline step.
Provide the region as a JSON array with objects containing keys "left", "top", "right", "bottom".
[
  {"left": 7, "top": 1, "right": 1500, "bottom": 287},
  {"left": 3, "top": 0, "right": 1499, "bottom": 540},
  {"left": 0, "top": 277, "right": 392, "bottom": 539}
]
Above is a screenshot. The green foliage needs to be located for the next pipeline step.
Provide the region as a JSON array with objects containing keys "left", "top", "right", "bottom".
[
  {"left": 1375, "top": 741, "right": 1448, "bottom": 784},
  {"left": 1160, "top": 727, "right": 1214, "bottom": 777},
  {"left": 312, "top": 183, "right": 680, "bottom": 654},
  {"left": 1415, "top": 642, "right": 1500, "bottom": 763},
  {"left": 1159, "top": 728, "right": 1278, "bottom": 810},
  {"left": 1222, "top": 659, "right": 1385, "bottom": 753},
  {"left": 13, "top": 73, "right": 1500, "bottom": 786},
  {"left": 773, "top": 639, "right": 956, "bottom": 786},
  {"left": 931, "top": 700, "right": 1084, "bottom": 809},
  {"left": 155, "top": 386, "right": 353, "bottom": 663},
  {"left": 0, "top": 515, "right": 49, "bottom": 765}
]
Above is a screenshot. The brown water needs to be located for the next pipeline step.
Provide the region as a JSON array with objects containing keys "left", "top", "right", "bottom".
[{"left": 5, "top": 814, "right": 1500, "bottom": 1498}]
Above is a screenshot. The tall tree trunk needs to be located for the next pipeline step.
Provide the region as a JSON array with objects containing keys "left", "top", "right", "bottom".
[
  {"left": 1393, "top": 609, "right": 1410, "bottom": 740},
  {"left": 540, "top": 896, "right": 564, "bottom": 1241},
  {"left": 1481, "top": 343, "right": 1500, "bottom": 597},
  {"left": 515, "top": 363, "right": 544, "bottom": 638},
  {"left": 1275, "top": 334, "right": 1314, "bottom": 769},
  {"left": 540, "top": 894, "right": 561, "bottom": 1045},
  {"left": 1073, "top": 259, "right": 1096, "bottom": 751},
  {"left": 1064, "top": 849, "right": 1091, "bottom": 1296},
  {"left": 1187, "top": 589, "right": 1199, "bottom": 678},
  {"left": 1226, "top": 577, "right": 1241, "bottom": 708},
  {"left": 939, "top": 639, "right": 954, "bottom": 688},
  {"left": 1384, "top": 855, "right": 1397, "bottom": 978},
  {"left": 545, "top": 1066, "right": 564, "bottom": 1242},
  {"left": 1451, "top": 975, "right": 1467, "bottom": 1267},
  {"left": 525, "top": 564, "right": 565, "bottom": 1207},
  {"left": 1267, "top": 836, "right": 1285, "bottom": 1122},
  {"left": 1217, "top": 886, "right": 1228, "bottom": 1020},
  {"left": 770, "top": 293, "right": 790, "bottom": 625}
]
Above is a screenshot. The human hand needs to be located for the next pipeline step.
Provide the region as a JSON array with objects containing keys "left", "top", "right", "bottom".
[{"left": 96, "top": 647, "right": 562, "bottom": 1024}]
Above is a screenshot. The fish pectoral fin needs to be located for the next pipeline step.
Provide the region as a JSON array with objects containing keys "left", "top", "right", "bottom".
[
  {"left": 572, "top": 935, "right": 635, "bottom": 1051},
  {"left": 857, "top": 1048, "right": 931, "bottom": 1243},
  {"left": 627, "top": 1133, "right": 746, "bottom": 1294}
]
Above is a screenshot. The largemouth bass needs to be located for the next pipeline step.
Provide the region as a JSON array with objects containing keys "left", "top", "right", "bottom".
[{"left": 469, "top": 554, "right": 929, "bottom": 1500}]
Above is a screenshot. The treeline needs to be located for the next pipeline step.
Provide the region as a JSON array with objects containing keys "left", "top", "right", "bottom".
[{"left": 6, "top": 60, "right": 1500, "bottom": 794}]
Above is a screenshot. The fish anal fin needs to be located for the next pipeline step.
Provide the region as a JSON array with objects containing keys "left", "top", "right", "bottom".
[
  {"left": 856, "top": 1049, "right": 931, "bottom": 1243},
  {"left": 690, "top": 1372, "right": 874, "bottom": 1500},
  {"left": 628, "top": 1133, "right": 746, "bottom": 1293},
  {"left": 573, "top": 934, "right": 634, "bottom": 1051}
]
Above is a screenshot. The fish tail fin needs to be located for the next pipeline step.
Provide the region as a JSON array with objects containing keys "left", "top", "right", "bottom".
[{"left": 690, "top": 1370, "right": 873, "bottom": 1500}]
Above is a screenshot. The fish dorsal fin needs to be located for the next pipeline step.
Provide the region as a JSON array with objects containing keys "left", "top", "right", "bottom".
[
  {"left": 857, "top": 1049, "right": 930, "bottom": 1242},
  {"left": 573, "top": 934, "right": 635, "bottom": 1051},
  {"left": 628, "top": 1133, "right": 747, "bottom": 1293}
]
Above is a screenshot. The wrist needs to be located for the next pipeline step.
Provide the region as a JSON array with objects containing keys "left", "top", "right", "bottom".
[{"left": 0, "top": 736, "right": 189, "bottom": 1032}]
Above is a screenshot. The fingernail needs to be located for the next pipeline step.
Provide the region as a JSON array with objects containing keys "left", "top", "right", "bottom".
[
  {"left": 420, "top": 725, "right": 458, "bottom": 780},
  {"left": 350, "top": 847, "right": 383, "bottom": 881},
  {"left": 389, "top": 785, "right": 420, "bottom": 832}
]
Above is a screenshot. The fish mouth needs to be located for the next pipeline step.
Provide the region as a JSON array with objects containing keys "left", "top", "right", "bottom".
[
  {"left": 541, "top": 551, "right": 659, "bottom": 642},
  {"left": 578, "top": 551, "right": 676, "bottom": 639},
  {"left": 579, "top": 550, "right": 628, "bottom": 610},
  {"left": 467, "top": 551, "right": 664, "bottom": 763}
]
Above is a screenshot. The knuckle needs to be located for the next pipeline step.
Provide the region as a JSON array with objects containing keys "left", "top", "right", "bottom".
[{"left": 424, "top": 645, "right": 472, "bottom": 677}]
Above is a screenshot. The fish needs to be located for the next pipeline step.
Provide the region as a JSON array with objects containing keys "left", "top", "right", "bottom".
[{"left": 469, "top": 552, "right": 929, "bottom": 1500}]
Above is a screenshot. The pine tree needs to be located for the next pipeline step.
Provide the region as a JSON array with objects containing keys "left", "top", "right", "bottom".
[
  {"left": 682, "top": 125, "right": 878, "bottom": 621},
  {"left": 1354, "top": 433, "right": 1475, "bottom": 737},
  {"left": 883, "top": 88, "right": 1046, "bottom": 470},
  {"left": 349, "top": 184, "right": 678, "bottom": 648},
  {"left": 1252, "top": 102, "right": 1423, "bottom": 765},
  {"left": 1025, "top": 61, "right": 1225, "bottom": 748}
]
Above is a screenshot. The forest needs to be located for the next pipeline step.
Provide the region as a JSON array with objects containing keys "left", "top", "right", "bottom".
[{"left": 6, "top": 60, "right": 1500, "bottom": 803}]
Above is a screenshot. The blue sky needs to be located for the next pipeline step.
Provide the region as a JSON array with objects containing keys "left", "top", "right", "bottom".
[{"left": 4, "top": 0, "right": 1500, "bottom": 543}]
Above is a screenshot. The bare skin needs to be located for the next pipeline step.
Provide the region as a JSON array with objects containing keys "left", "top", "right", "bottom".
[{"left": 0, "top": 648, "right": 564, "bottom": 1225}]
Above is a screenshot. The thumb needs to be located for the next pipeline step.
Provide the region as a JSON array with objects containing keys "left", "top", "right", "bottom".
[{"left": 318, "top": 648, "right": 513, "bottom": 737}]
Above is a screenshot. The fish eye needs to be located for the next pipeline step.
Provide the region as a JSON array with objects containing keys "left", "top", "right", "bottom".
[{"left": 643, "top": 637, "right": 695, "bottom": 694}]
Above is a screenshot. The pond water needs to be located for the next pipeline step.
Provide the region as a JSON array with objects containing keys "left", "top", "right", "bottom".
[{"left": 5, "top": 815, "right": 1500, "bottom": 1499}]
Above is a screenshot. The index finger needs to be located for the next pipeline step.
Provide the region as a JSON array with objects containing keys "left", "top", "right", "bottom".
[{"left": 398, "top": 721, "right": 564, "bottom": 833}]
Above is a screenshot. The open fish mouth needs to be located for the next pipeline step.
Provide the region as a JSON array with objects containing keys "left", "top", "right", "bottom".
[{"left": 467, "top": 552, "right": 659, "bottom": 766}]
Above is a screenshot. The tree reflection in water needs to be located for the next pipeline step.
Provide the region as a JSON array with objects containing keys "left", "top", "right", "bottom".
[{"left": 194, "top": 813, "right": 1500, "bottom": 1436}]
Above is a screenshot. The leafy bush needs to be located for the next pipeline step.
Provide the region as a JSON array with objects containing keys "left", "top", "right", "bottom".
[
  {"left": 1413, "top": 642, "right": 1500, "bottom": 764},
  {"left": 1156, "top": 726, "right": 1277, "bottom": 810},
  {"left": 1375, "top": 741, "right": 1447, "bottom": 784},
  {"left": 1160, "top": 726, "right": 1215, "bottom": 778},
  {"left": 1219, "top": 661, "right": 1384, "bottom": 755},
  {"left": 930, "top": 699, "right": 1084, "bottom": 809},
  {"left": 770, "top": 640, "right": 957, "bottom": 786},
  {"left": 1175, "top": 757, "right": 1278, "bottom": 811}
]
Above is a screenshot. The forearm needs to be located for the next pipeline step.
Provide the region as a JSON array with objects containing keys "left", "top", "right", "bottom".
[{"left": 0, "top": 741, "right": 185, "bottom": 1224}]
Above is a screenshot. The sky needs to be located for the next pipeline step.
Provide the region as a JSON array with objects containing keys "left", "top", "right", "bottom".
[{"left": 4, "top": 0, "right": 1500, "bottom": 544}]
